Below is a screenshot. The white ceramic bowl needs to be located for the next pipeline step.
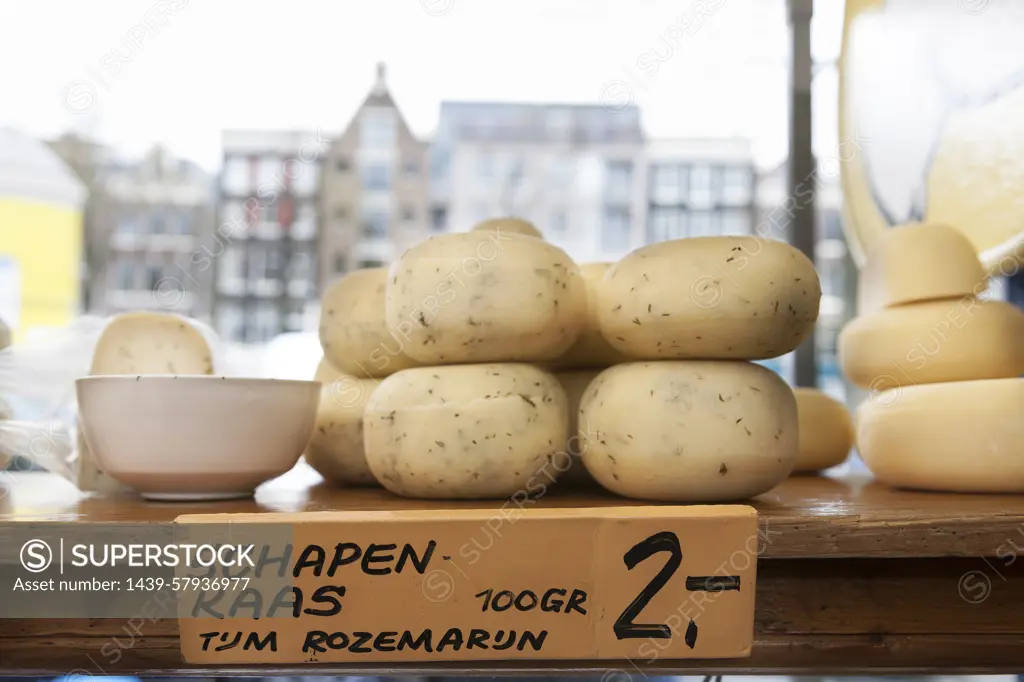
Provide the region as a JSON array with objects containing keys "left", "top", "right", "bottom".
[{"left": 76, "top": 376, "right": 321, "bottom": 501}]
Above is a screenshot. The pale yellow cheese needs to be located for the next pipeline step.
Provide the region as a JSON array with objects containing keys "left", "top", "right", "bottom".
[
  {"left": 305, "top": 374, "right": 380, "bottom": 487},
  {"left": 793, "top": 388, "right": 854, "bottom": 473},
  {"left": 581, "top": 361, "right": 798, "bottom": 501},
  {"left": 857, "top": 222, "right": 987, "bottom": 315},
  {"left": 839, "top": 298, "right": 1024, "bottom": 391},
  {"left": 364, "top": 364, "right": 568, "bottom": 499},
  {"left": 320, "top": 268, "right": 419, "bottom": 378},
  {"left": 857, "top": 378, "right": 1024, "bottom": 492},
  {"left": 554, "top": 369, "right": 603, "bottom": 486},
  {"left": 552, "top": 263, "right": 633, "bottom": 369},
  {"left": 314, "top": 357, "right": 344, "bottom": 383},
  {"left": 597, "top": 237, "right": 820, "bottom": 361},
  {"left": 82, "top": 312, "right": 215, "bottom": 493},
  {"left": 90, "top": 312, "right": 214, "bottom": 375},
  {"left": 470, "top": 216, "right": 543, "bottom": 239},
  {"left": 385, "top": 233, "right": 586, "bottom": 364}
]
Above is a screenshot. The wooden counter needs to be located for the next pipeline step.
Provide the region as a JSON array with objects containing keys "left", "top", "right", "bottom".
[{"left": 2, "top": 469, "right": 1023, "bottom": 676}]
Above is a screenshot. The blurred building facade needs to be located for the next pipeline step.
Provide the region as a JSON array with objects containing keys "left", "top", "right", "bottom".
[
  {"left": 50, "top": 135, "right": 217, "bottom": 322},
  {"left": 214, "top": 130, "right": 321, "bottom": 343},
  {"left": 0, "top": 128, "right": 86, "bottom": 342},
  {"left": 644, "top": 138, "right": 757, "bottom": 243},
  {"left": 431, "top": 102, "right": 646, "bottom": 263},
  {"left": 318, "top": 63, "right": 431, "bottom": 290}
]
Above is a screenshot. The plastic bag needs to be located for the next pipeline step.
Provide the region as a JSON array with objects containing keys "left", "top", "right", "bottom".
[{"left": 0, "top": 312, "right": 226, "bottom": 493}]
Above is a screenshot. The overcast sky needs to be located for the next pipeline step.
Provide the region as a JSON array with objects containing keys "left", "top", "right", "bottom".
[{"left": 0, "top": 0, "right": 845, "bottom": 171}]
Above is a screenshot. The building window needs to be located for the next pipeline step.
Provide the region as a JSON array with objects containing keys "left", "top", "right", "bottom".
[
  {"left": 690, "top": 165, "right": 712, "bottom": 208},
  {"left": 651, "top": 165, "right": 688, "bottom": 204},
  {"left": 221, "top": 157, "right": 249, "bottom": 194},
  {"left": 150, "top": 210, "right": 166, "bottom": 235},
  {"left": 722, "top": 166, "right": 752, "bottom": 206},
  {"left": 336, "top": 158, "right": 350, "bottom": 173},
  {"left": 601, "top": 208, "right": 631, "bottom": 253},
  {"left": 605, "top": 161, "right": 633, "bottom": 203},
  {"left": 216, "top": 303, "right": 244, "bottom": 341},
  {"left": 647, "top": 207, "right": 687, "bottom": 243},
  {"left": 362, "top": 163, "right": 391, "bottom": 191},
  {"left": 359, "top": 259, "right": 386, "bottom": 269},
  {"left": 333, "top": 253, "right": 346, "bottom": 273},
  {"left": 430, "top": 207, "right": 447, "bottom": 233},
  {"left": 689, "top": 210, "right": 716, "bottom": 237},
  {"left": 219, "top": 247, "right": 245, "bottom": 288},
  {"left": 116, "top": 210, "right": 138, "bottom": 235},
  {"left": 253, "top": 303, "right": 280, "bottom": 343},
  {"left": 257, "top": 157, "right": 279, "bottom": 189},
  {"left": 721, "top": 209, "right": 750, "bottom": 236},
  {"left": 402, "top": 205, "right": 416, "bottom": 221},
  {"left": 360, "top": 109, "right": 396, "bottom": 151},
  {"left": 288, "top": 157, "right": 318, "bottom": 197},
  {"left": 361, "top": 209, "right": 389, "bottom": 238},
  {"left": 145, "top": 263, "right": 162, "bottom": 290},
  {"left": 112, "top": 260, "right": 136, "bottom": 290},
  {"left": 549, "top": 155, "right": 574, "bottom": 190}
]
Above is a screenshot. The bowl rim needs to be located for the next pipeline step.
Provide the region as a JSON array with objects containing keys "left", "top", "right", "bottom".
[{"left": 77, "top": 375, "right": 321, "bottom": 388}]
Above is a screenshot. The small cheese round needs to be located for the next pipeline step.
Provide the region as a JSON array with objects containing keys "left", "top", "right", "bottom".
[
  {"left": 320, "top": 268, "right": 419, "bottom": 378},
  {"left": 581, "top": 361, "right": 798, "bottom": 501},
  {"left": 314, "top": 357, "right": 343, "bottom": 383},
  {"left": 552, "top": 263, "right": 633, "bottom": 369},
  {"left": 364, "top": 364, "right": 568, "bottom": 499},
  {"left": 305, "top": 374, "right": 379, "bottom": 487},
  {"left": 471, "top": 216, "right": 543, "bottom": 239},
  {"left": 857, "top": 222, "right": 987, "bottom": 315},
  {"left": 598, "top": 237, "right": 820, "bottom": 361},
  {"left": 385, "top": 233, "right": 586, "bottom": 364},
  {"left": 857, "top": 378, "right": 1024, "bottom": 492},
  {"left": 793, "top": 388, "right": 854, "bottom": 473},
  {"left": 91, "top": 312, "right": 214, "bottom": 375},
  {"left": 554, "top": 369, "right": 603, "bottom": 486},
  {"left": 839, "top": 298, "right": 1024, "bottom": 391}
]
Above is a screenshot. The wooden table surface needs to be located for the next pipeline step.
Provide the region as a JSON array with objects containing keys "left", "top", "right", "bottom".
[{"left": 2, "top": 469, "right": 1024, "bottom": 675}]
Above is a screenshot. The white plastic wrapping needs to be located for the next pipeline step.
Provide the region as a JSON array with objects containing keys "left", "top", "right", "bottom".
[{"left": 0, "top": 312, "right": 225, "bottom": 492}]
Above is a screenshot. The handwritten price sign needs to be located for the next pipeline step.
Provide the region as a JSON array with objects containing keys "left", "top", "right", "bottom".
[{"left": 175, "top": 506, "right": 757, "bottom": 663}]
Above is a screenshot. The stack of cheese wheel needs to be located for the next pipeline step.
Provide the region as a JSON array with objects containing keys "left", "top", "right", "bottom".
[
  {"left": 79, "top": 312, "right": 217, "bottom": 492},
  {"left": 839, "top": 223, "right": 1024, "bottom": 492},
  {"left": 581, "top": 236, "right": 821, "bottom": 502},
  {"left": 316, "top": 217, "right": 590, "bottom": 498}
]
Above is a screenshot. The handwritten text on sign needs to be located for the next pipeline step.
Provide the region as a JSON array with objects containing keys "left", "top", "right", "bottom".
[{"left": 175, "top": 506, "right": 758, "bottom": 663}]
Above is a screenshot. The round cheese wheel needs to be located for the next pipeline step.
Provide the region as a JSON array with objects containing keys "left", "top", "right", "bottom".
[
  {"left": 314, "top": 357, "right": 343, "bottom": 383},
  {"left": 471, "top": 216, "right": 543, "bottom": 239},
  {"left": 385, "top": 233, "right": 586, "bottom": 364},
  {"left": 581, "top": 361, "right": 798, "bottom": 501},
  {"left": 91, "top": 312, "right": 214, "bottom": 375},
  {"left": 552, "top": 263, "right": 633, "bottom": 369},
  {"left": 305, "top": 374, "right": 379, "bottom": 487},
  {"left": 597, "top": 237, "right": 820, "bottom": 361},
  {"left": 793, "top": 388, "right": 854, "bottom": 473},
  {"left": 840, "top": 298, "right": 1024, "bottom": 391},
  {"left": 857, "top": 378, "right": 1024, "bottom": 493},
  {"left": 320, "top": 268, "right": 419, "bottom": 378},
  {"left": 554, "top": 369, "right": 603, "bottom": 486},
  {"left": 857, "top": 222, "right": 987, "bottom": 316},
  {"left": 364, "top": 364, "right": 568, "bottom": 499}
]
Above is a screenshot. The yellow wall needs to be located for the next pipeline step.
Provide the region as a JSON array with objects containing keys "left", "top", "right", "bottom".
[{"left": 0, "top": 198, "right": 82, "bottom": 343}]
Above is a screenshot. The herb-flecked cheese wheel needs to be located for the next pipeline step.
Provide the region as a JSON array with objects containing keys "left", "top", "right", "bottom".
[
  {"left": 385, "top": 233, "right": 586, "bottom": 364},
  {"left": 554, "top": 369, "right": 603, "bottom": 486},
  {"left": 305, "top": 373, "right": 379, "bottom": 487},
  {"left": 793, "top": 388, "right": 854, "bottom": 472},
  {"left": 597, "top": 237, "right": 820, "bottom": 361},
  {"left": 320, "top": 268, "right": 420, "bottom": 378},
  {"left": 91, "top": 312, "right": 214, "bottom": 375},
  {"left": 552, "top": 263, "right": 633, "bottom": 370},
  {"left": 364, "top": 364, "right": 568, "bottom": 499},
  {"left": 470, "top": 216, "right": 544, "bottom": 239},
  {"left": 581, "top": 361, "right": 798, "bottom": 501},
  {"left": 857, "top": 379, "right": 1024, "bottom": 492},
  {"left": 839, "top": 298, "right": 1024, "bottom": 391}
]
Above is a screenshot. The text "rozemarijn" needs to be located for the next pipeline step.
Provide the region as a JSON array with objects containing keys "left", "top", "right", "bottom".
[{"left": 71, "top": 544, "right": 255, "bottom": 568}]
